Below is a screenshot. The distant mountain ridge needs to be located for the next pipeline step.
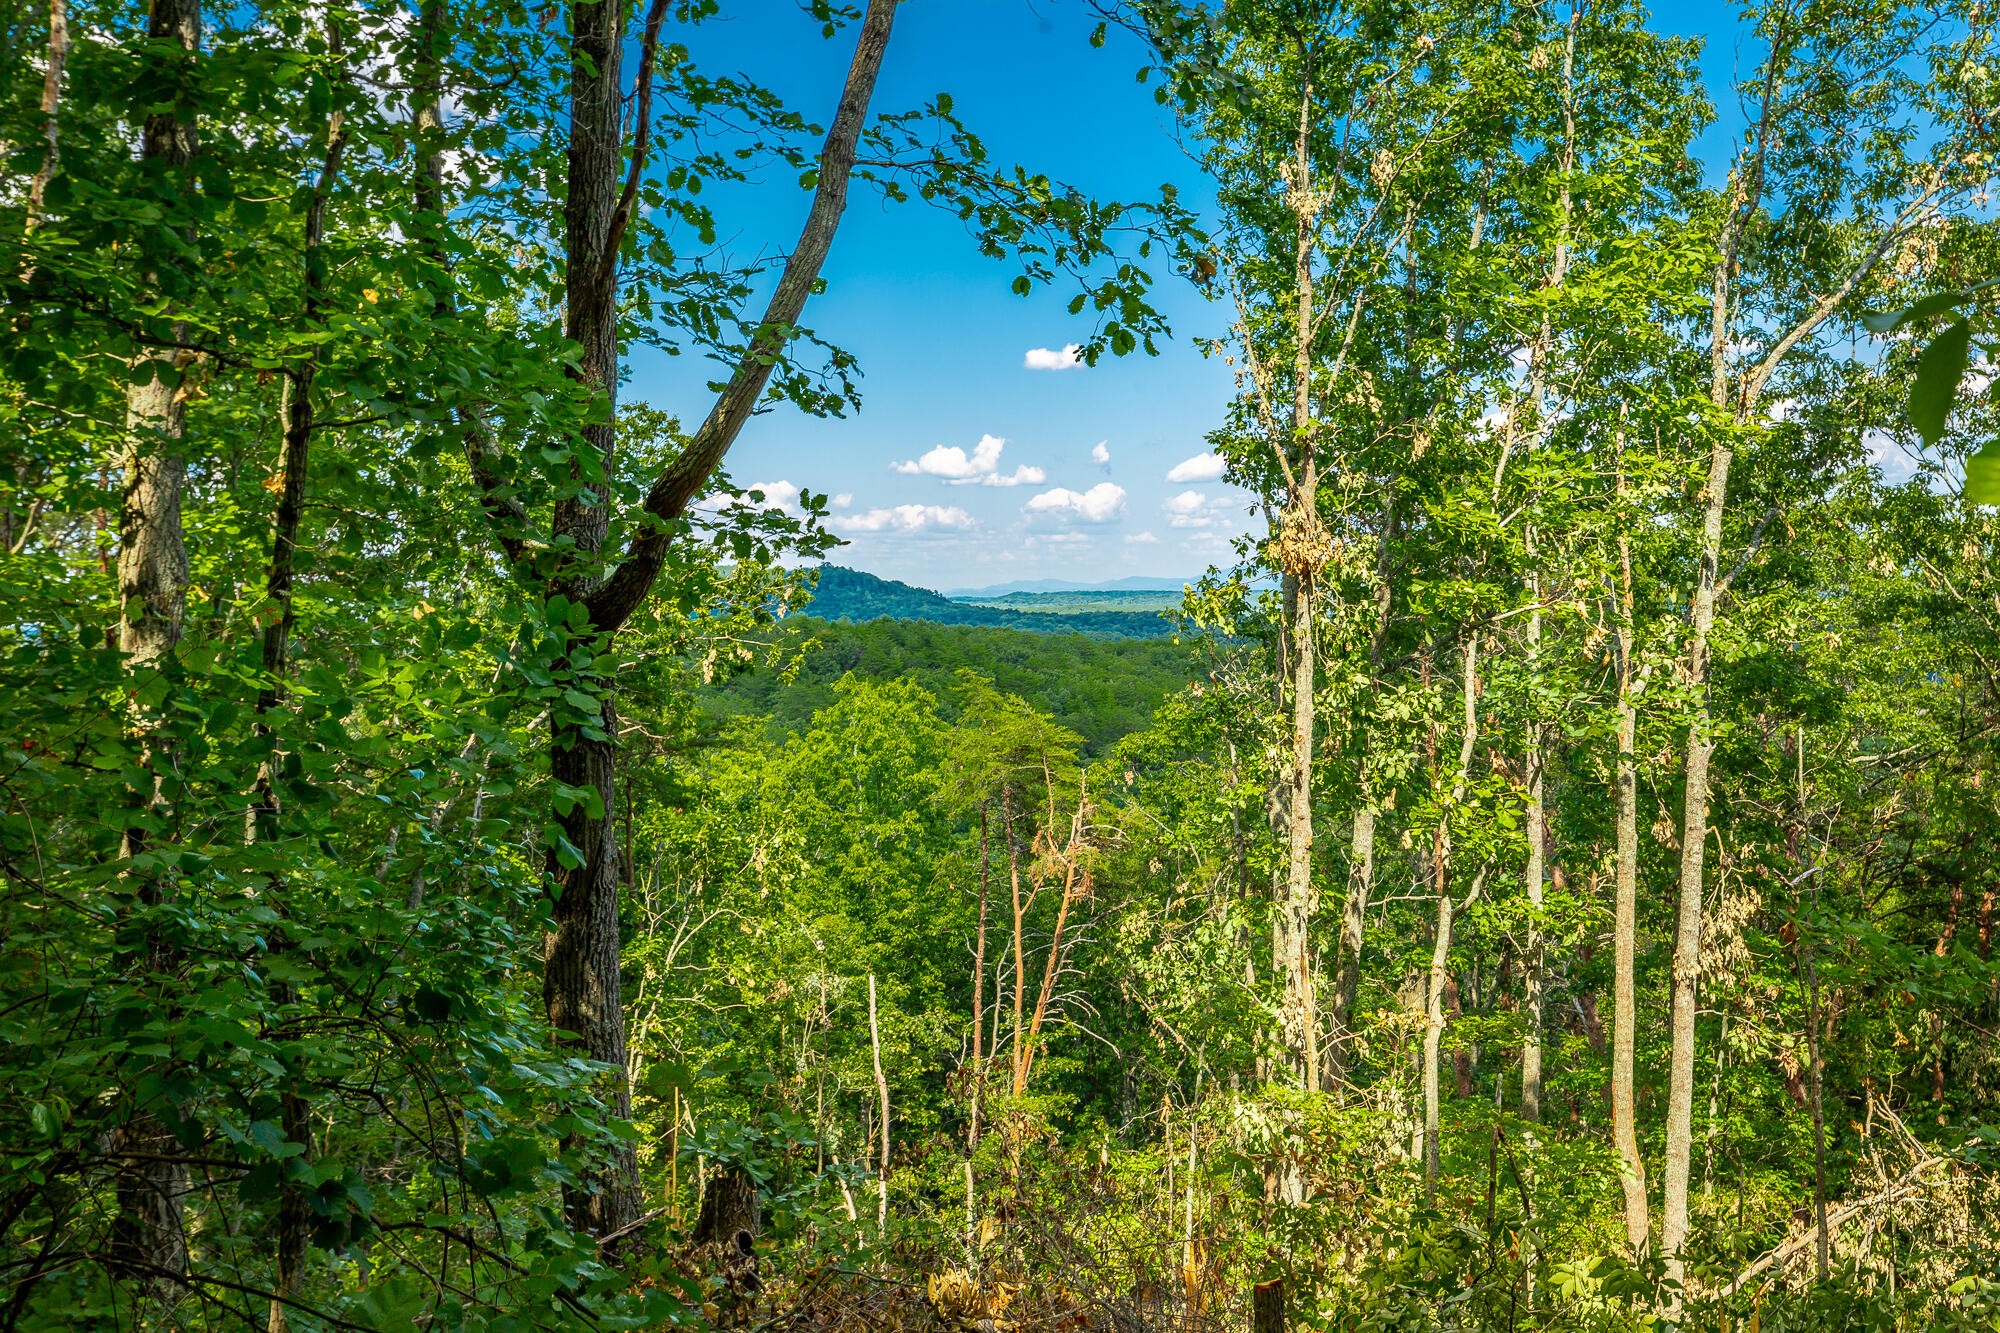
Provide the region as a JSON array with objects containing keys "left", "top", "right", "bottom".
[
  {"left": 802, "top": 566, "right": 1177, "bottom": 638},
  {"left": 943, "top": 574, "right": 1193, "bottom": 597}
]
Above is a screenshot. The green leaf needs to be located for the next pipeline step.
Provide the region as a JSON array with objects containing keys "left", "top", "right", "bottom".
[
  {"left": 1912, "top": 317, "right": 1972, "bottom": 447},
  {"left": 1862, "top": 290, "right": 1972, "bottom": 335},
  {"left": 1965, "top": 444, "right": 2000, "bottom": 507}
]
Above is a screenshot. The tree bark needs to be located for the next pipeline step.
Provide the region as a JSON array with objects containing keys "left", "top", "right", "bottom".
[
  {"left": 1328, "top": 493, "right": 1394, "bottom": 1084},
  {"left": 1327, "top": 801, "right": 1373, "bottom": 1084},
  {"left": 25, "top": 0, "right": 67, "bottom": 230},
  {"left": 1521, "top": 709, "right": 1545, "bottom": 1125},
  {"left": 1516, "top": 6, "right": 1575, "bottom": 1128},
  {"left": 257, "top": 58, "right": 347, "bottom": 1328},
  {"left": 693, "top": 1167, "right": 758, "bottom": 1245},
  {"left": 1424, "top": 638, "right": 1480, "bottom": 1198},
  {"left": 1661, "top": 301, "right": 1736, "bottom": 1290},
  {"left": 1276, "top": 71, "right": 1321, "bottom": 1097},
  {"left": 1610, "top": 416, "right": 1651, "bottom": 1254},
  {"left": 1252, "top": 1280, "right": 1285, "bottom": 1333},
  {"left": 869, "top": 972, "right": 890, "bottom": 1233},
  {"left": 108, "top": 0, "right": 201, "bottom": 1295}
]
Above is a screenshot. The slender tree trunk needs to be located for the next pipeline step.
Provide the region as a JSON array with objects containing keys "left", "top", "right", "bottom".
[
  {"left": 108, "top": 0, "right": 201, "bottom": 1294},
  {"left": 1517, "top": 7, "right": 1576, "bottom": 1129},
  {"left": 1007, "top": 789, "right": 1026, "bottom": 1092},
  {"left": 1272, "top": 71, "right": 1323, "bottom": 1097},
  {"left": 1329, "top": 800, "right": 1373, "bottom": 1083},
  {"left": 1423, "top": 870, "right": 1453, "bottom": 1195},
  {"left": 1019, "top": 793, "right": 1088, "bottom": 1095},
  {"left": 1424, "top": 638, "right": 1481, "bottom": 1199},
  {"left": 1611, "top": 417, "right": 1651, "bottom": 1254},
  {"left": 1521, "top": 702, "right": 1545, "bottom": 1124},
  {"left": 258, "top": 60, "right": 347, "bottom": 1327},
  {"left": 1329, "top": 495, "right": 1394, "bottom": 1083},
  {"left": 1661, "top": 367, "right": 1736, "bottom": 1291},
  {"left": 1796, "top": 728, "right": 1829, "bottom": 1281},
  {"left": 25, "top": 0, "right": 67, "bottom": 230},
  {"left": 1281, "top": 560, "right": 1319, "bottom": 1094},
  {"left": 969, "top": 807, "right": 988, "bottom": 1149},
  {"left": 869, "top": 973, "right": 890, "bottom": 1233}
]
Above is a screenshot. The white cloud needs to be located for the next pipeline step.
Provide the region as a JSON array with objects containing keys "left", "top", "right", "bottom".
[
  {"left": 831, "top": 492, "right": 853, "bottom": 509},
  {"left": 1023, "top": 482, "right": 1127, "bottom": 523},
  {"left": 1166, "top": 451, "right": 1226, "bottom": 483},
  {"left": 841, "top": 504, "right": 977, "bottom": 534},
  {"left": 745, "top": 479, "right": 799, "bottom": 512},
  {"left": 891, "top": 433, "right": 1045, "bottom": 487},
  {"left": 1091, "top": 440, "right": 1111, "bottom": 465},
  {"left": 1024, "top": 344, "right": 1084, "bottom": 371},
  {"left": 694, "top": 479, "right": 798, "bottom": 517},
  {"left": 1163, "top": 489, "right": 1238, "bottom": 530},
  {"left": 1125, "top": 530, "right": 1159, "bottom": 544}
]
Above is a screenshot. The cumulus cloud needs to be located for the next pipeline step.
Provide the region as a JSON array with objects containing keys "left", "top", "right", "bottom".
[
  {"left": 1024, "top": 344, "right": 1084, "bottom": 371},
  {"left": 1023, "top": 482, "right": 1127, "bottom": 523},
  {"left": 891, "top": 433, "right": 1045, "bottom": 487},
  {"left": 831, "top": 492, "right": 853, "bottom": 509},
  {"left": 1166, "top": 451, "right": 1226, "bottom": 483},
  {"left": 1125, "top": 530, "right": 1160, "bottom": 544},
  {"left": 1162, "top": 489, "right": 1238, "bottom": 530},
  {"left": 1091, "top": 440, "right": 1111, "bottom": 465},
  {"left": 745, "top": 479, "right": 799, "bottom": 512},
  {"left": 695, "top": 479, "right": 799, "bottom": 517},
  {"left": 841, "top": 504, "right": 977, "bottom": 534}
]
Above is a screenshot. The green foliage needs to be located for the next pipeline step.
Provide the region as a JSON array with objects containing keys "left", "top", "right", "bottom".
[{"left": 697, "top": 614, "right": 1195, "bottom": 753}]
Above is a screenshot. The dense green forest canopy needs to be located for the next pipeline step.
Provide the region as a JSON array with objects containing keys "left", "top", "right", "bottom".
[
  {"left": 698, "top": 615, "right": 1194, "bottom": 752},
  {"left": 7, "top": 0, "right": 2000, "bottom": 1330}
]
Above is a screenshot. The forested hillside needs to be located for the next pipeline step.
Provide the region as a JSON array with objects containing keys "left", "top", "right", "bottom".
[
  {"left": 805, "top": 565, "right": 1180, "bottom": 637},
  {"left": 7, "top": 0, "right": 2000, "bottom": 1331}
]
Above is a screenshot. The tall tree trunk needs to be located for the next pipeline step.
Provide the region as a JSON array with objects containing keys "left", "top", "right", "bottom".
[
  {"left": 25, "top": 0, "right": 67, "bottom": 230},
  {"left": 452, "top": 0, "right": 897, "bottom": 1243},
  {"left": 1280, "top": 557, "right": 1319, "bottom": 1093},
  {"left": 966, "top": 811, "right": 988, "bottom": 1261},
  {"left": 1521, "top": 701, "right": 1545, "bottom": 1125},
  {"left": 1516, "top": 4, "right": 1577, "bottom": 1128},
  {"left": 540, "top": 0, "right": 641, "bottom": 1243},
  {"left": 869, "top": 973, "right": 890, "bottom": 1233},
  {"left": 1610, "top": 416, "right": 1651, "bottom": 1254},
  {"left": 258, "top": 56, "right": 346, "bottom": 1326},
  {"left": 1007, "top": 788, "right": 1026, "bottom": 1092},
  {"left": 1424, "top": 638, "right": 1481, "bottom": 1199},
  {"left": 1328, "top": 493, "right": 1394, "bottom": 1083},
  {"left": 1422, "top": 866, "right": 1453, "bottom": 1196},
  {"left": 1660, "top": 444, "right": 1728, "bottom": 1285},
  {"left": 1329, "top": 800, "right": 1373, "bottom": 1083},
  {"left": 108, "top": 0, "right": 200, "bottom": 1295},
  {"left": 1276, "top": 72, "right": 1322, "bottom": 1097},
  {"left": 1660, "top": 274, "right": 1737, "bottom": 1286},
  {"left": 969, "top": 806, "right": 988, "bottom": 1147}
]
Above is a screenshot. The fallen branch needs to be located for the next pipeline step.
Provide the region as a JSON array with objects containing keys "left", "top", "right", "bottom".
[
  {"left": 595, "top": 1205, "right": 668, "bottom": 1248},
  {"left": 1719, "top": 1152, "right": 1951, "bottom": 1298}
]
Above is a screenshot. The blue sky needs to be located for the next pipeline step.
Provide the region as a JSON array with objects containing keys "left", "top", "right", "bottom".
[{"left": 632, "top": 0, "right": 1753, "bottom": 592}]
